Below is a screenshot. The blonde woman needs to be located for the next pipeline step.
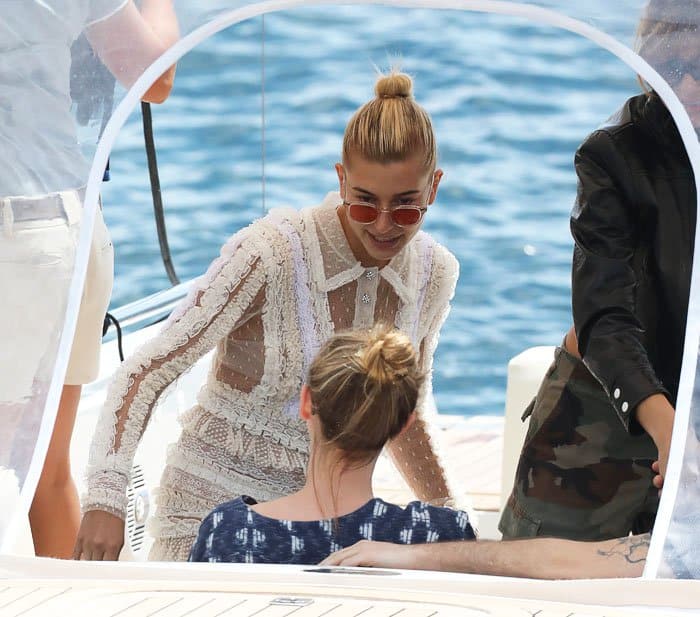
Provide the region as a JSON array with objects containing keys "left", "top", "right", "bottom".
[
  {"left": 76, "top": 69, "right": 461, "bottom": 561},
  {"left": 189, "top": 326, "right": 474, "bottom": 564}
]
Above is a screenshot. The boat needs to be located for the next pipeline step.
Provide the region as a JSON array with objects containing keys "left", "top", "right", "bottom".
[{"left": 1, "top": 1, "right": 699, "bottom": 614}]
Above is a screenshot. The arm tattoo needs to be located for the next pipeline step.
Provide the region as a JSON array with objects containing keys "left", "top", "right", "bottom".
[{"left": 596, "top": 533, "right": 651, "bottom": 564}]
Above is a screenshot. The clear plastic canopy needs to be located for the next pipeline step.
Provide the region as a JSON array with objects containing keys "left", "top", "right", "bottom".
[{"left": 0, "top": 0, "right": 698, "bottom": 579}]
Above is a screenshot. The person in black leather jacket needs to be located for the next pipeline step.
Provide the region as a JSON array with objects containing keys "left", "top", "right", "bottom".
[{"left": 500, "top": 0, "right": 698, "bottom": 540}]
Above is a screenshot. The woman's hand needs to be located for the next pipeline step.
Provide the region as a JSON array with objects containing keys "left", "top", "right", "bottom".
[{"left": 73, "top": 510, "right": 125, "bottom": 561}]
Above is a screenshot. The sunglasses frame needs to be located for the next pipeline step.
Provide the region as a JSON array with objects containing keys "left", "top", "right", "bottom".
[{"left": 343, "top": 200, "right": 428, "bottom": 227}]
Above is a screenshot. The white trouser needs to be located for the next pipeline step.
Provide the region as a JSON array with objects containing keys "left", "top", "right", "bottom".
[{"left": 0, "top": 189, "right": 82, "bottom": 479}]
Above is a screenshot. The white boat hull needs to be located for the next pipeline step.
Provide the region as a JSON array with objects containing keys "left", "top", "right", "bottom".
[{"left": 2, "top": 555, "right": 700, "bottom": 616}]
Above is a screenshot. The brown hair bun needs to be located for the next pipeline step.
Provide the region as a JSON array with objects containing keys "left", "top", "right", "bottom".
[
  {"left": 375, "top": 72, "right": 414, "bottom": 99},
  {"left": 360, "top": 328, "right": 414, "bottom": 385}
]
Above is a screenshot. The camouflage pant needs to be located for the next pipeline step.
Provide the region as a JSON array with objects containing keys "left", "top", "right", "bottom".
[{"left": 499, "top": 344, "right": 659, "bottom": 540}]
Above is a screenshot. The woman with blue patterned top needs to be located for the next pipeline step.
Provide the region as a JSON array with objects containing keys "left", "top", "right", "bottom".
[{"left": 189, "top": 325, "right": 475, "bottom": 565}]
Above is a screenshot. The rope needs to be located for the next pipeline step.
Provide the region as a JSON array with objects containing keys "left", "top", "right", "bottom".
[
  {"left": 141, "top": 101, "right": 180, "bottom": 286},
  {"left": 102, "top": 312, "right": 125, "bottom": 362}
]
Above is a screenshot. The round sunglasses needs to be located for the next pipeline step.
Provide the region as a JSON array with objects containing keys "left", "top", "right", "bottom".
[{"left": 343, "top": 201, "right": 428, "bottom": 227}]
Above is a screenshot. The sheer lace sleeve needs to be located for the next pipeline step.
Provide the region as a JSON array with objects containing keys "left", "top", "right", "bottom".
[
  {"left": 387, "top": 245, "right": 462, "bottom": 506},
  {"left": 83, "top": 229, "right": 272, "bottom": 519}
]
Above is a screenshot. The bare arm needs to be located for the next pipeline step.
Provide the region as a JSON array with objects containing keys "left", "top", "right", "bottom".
[
  {"left": 321, "top": 534, "right": 649, "bottom": 579},
  {"left": 636, "top": 394, "right": 675, "bottom": 489},
  {"left": 426, "top": 534, "right": 649, "bottom": 579},
  {"left": 87, "top": 0, "right": 179, "bottom": 103}
]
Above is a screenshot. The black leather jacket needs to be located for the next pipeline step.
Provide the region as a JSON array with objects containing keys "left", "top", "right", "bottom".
[{"left": 571, "top": 93, "right": 696, "bottom": 431}]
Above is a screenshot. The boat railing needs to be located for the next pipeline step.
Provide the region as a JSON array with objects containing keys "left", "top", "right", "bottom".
[{"left": 104, "top": 281, "right": 192, "bottom": 342}]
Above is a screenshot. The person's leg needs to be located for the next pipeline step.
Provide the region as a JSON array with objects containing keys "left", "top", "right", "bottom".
[
  {"left": 499, "top": 350, "right": 564, "bottom": 538},
  {"left": 500, "top": 345, "right": 657, "bottom": 540},
  {"left": 29, "top": 384, "right": 82, "bottom": 558},
  {"left": 33, "top": 201, "right": 114, "bottom": 557}
]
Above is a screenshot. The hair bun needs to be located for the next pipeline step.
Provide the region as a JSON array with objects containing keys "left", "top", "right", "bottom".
[
  {"left": 362, "top": 327, "right": 414, "bottom": 384},
  {"left": 375, "top": 71, "right": 414, "bottom": 100}
]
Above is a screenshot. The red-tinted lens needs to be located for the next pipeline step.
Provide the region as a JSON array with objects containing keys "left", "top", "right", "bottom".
[
  {"left": 391, "top": 207, "right": 422, "bottom": 226},
  {"left": 348, "top": 203, "right": 378, "bottom": 223}
]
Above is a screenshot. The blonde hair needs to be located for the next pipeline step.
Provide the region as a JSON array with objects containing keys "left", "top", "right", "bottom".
[
  {"left": 342, "top": 69, "right": 437, "bottom": 172},
  {"left": 307, "top": 324, "right": 424, "bottom": 465}
]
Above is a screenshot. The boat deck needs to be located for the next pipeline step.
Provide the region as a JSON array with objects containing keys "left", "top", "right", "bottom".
[
  {"left": 0, "top": 576, "right": 680, "bottom": 617},
  {"left": 2, "top": 562, "right": 692, "bottom": 617}
]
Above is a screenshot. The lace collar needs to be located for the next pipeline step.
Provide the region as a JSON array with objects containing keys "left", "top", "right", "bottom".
[{"left": 307, "top": 192, "right": 424, "bottom": 304}]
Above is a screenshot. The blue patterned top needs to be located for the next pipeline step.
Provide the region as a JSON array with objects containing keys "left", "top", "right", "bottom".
[{"left": 189, "top": 495, "right": 476, "bottom": 565}]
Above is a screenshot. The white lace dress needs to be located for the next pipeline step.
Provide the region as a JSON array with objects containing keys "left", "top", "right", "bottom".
[{"left": 84, "top": 192, "right": 460, "bottom": 560}]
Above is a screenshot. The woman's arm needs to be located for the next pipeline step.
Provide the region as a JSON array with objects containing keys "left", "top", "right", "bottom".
[
  {"left": 86, "top": 0, "right": 179, "bottom": 103},
  {"left": 75, "top": 233, "right": 268, "bottom": 560},
  {"left": 387, "top": 414, "right": 451, "bottom": 503},
  {"left": 387, "top": 247, "right": 459, "bottom": 504}
]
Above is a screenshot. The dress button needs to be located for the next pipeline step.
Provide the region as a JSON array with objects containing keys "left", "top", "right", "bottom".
[
  {"left": 361, "top": 293, "right": 371, "bottom": 304},
  {"left": 613, "top": 388, "right": 621, "bottom": 399},
  {"left": 621, "top": 401, "right": 629, "bottom": 413},
  {"left": 365, "top": 269, "right": 376, "bottom": 279}
]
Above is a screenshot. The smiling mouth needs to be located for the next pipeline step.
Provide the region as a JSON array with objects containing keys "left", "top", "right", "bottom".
[{"left": 368, "top": 233, "right": 401, "bottom": 245}]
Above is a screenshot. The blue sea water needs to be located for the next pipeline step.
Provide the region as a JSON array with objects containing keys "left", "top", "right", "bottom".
[{"left": 100, "top": 6, "right": 641, "bottom": 417}]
